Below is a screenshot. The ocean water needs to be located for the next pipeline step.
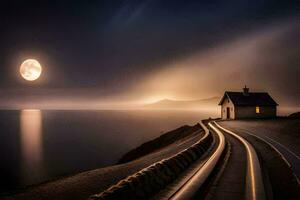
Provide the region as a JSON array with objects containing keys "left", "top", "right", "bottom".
[{"left": 0, "top": 109, "right": 217, "bottom": 192}]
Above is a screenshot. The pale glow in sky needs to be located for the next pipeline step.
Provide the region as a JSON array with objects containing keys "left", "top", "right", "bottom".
[
  {"left": 126, "top": 21, "right": 295, "bottom": 104},
  {"left": 0, "top": 19, "right": 298, "bottom": 112}
]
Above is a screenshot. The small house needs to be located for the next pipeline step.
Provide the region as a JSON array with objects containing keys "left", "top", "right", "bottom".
[{"left": 219, "top": 86, "right": 278, "bottom": 119}]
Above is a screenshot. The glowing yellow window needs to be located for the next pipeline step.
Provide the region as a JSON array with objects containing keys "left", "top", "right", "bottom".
[{"left": 256, "top": 106, "right": 260, "bottom": 114}]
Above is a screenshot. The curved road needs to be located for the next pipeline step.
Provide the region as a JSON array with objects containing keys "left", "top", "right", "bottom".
[{"left": 219, "top": 119, "right": 300, "bottom": 179}]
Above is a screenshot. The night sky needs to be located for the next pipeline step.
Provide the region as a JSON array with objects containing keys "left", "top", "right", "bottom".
[{"left": 0, "top": 0, "right": 299, "bottom": 108}]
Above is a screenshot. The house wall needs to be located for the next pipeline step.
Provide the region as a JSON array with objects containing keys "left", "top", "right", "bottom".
[
  {"left": 235, "top": 106, "right": 277, "bottom": 119},
  {"left": 221, "top": 96, "right": 235, "bottom": 119}
]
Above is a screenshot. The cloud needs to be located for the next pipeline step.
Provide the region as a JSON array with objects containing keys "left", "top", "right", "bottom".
[
  {"left": 109, "top": 0, "right": 154, "bottom": 29},
  {"left": 1, "top": 18, "right": 299, "bottom": 109},
  {"left": 124, "top": 18, "right": 300, "bottom": 106}
]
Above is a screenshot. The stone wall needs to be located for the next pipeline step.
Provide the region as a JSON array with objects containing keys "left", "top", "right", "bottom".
[{"left": 89, "top": 128, "right": 214, "bottom": 200}]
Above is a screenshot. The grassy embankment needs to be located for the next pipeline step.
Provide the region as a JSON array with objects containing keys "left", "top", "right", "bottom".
[{"left": 118, "top": 123, "right": 202, "bottom": 164}]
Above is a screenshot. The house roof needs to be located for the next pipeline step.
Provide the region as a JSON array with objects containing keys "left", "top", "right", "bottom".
[{"left": 218, "top": 91, "right": 278, "bottom": 106}]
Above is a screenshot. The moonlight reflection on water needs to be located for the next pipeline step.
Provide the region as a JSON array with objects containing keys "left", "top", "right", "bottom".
[{"left": 20, "top": 109, "right": 43, "bottom": 185}]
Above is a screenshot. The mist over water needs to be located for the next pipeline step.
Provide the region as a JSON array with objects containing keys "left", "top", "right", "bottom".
[{"left": 0, "top": 109, "right": 216, "bottom": 193}]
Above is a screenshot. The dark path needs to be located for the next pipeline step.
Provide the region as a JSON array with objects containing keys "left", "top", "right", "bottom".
[
  {"left": 219, "top": 119, "right": 300, "bottom": 178},
  {"left": 205, "top": 130, "right": 247, "bottom": 200},
  {"left": 238, "top": 133, "right": 300, "bottom": 199}
]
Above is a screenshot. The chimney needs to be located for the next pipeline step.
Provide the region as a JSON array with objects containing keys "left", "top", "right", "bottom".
[{"left": 243, "top": 85, "right": 249, "bottom": 96}]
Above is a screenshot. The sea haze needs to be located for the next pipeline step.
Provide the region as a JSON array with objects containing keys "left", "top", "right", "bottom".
[{"left": 0, "top": 109, "right": 217, "bottom": 193}]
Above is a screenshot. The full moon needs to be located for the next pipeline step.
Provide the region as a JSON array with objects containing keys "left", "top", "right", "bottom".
[{"left": 20, "top": 59, "right": 42, "bottom": 81}]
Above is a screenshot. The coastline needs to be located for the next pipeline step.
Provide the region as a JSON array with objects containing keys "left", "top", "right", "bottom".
[
  {"left": 4, "top": 123, "right": 204, "bottom": 199},
  {"left": 4, "top": 115, "right": 300, "bottom": 199}
]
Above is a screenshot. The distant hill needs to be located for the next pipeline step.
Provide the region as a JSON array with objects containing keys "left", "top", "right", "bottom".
[
  {"left": 143, "top": 97, "right": 220, "bottom": 110},
  {"left": 289, "top": 112, "right": 300, "bottom": 118}
]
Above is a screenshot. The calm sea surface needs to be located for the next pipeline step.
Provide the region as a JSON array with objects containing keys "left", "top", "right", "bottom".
[{"left": 0, "top": 109, "right": 217, "bottom": 192}]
